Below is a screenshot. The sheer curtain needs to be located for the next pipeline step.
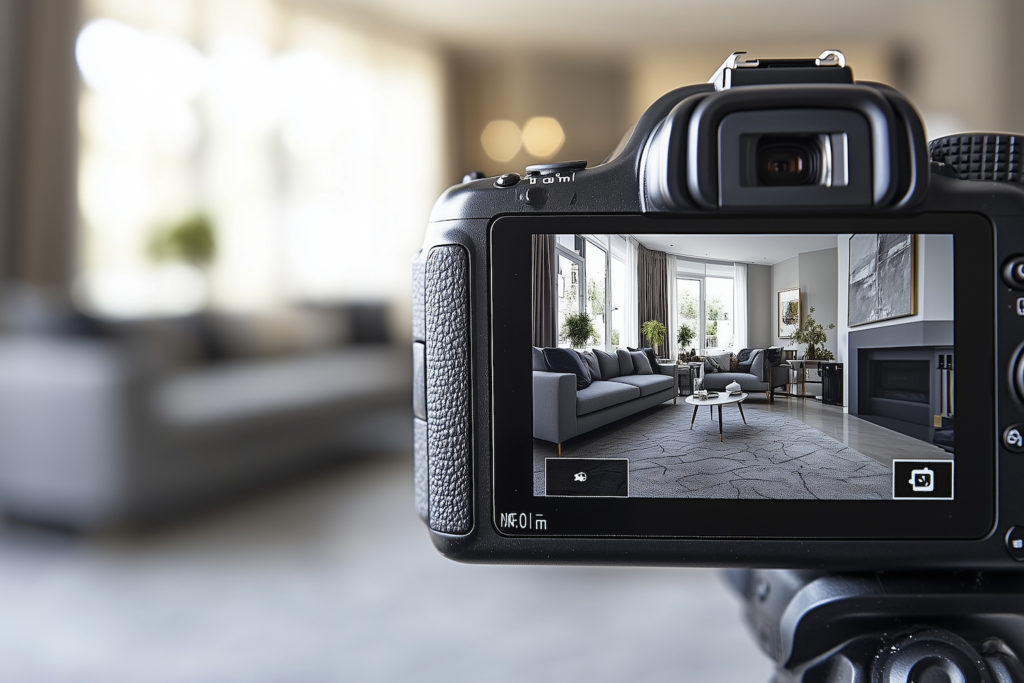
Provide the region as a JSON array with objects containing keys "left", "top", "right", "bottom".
[
  {"left": 624, "top": 237, "right": 639, "bottom": 348},
  {"left": 733, "top": 262, "right": 748, "bottom": 350}
]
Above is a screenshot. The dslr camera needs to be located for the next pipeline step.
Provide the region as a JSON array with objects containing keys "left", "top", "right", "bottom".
[{"left": 412, "top": 51, "right": 1024, "bottom": 570}]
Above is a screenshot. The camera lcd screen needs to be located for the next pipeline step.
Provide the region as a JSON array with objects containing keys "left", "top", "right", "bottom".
[{"left": 490, "top": 214, "right": 995, "bottom": 539}]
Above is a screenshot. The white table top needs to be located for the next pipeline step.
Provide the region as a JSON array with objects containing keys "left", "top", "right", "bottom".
[{"left": 685, "top": 392, "right": 747, "bottom": 406}]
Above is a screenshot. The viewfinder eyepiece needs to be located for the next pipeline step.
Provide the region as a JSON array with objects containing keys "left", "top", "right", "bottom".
[{"left": 756, "top": 136, "right": 822, "bottom": 186}]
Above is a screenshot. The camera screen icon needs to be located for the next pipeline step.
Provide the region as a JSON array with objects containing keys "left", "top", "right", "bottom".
[
  {"left": 909, "top": 468, "right": 934, "bottom": 492},
  {"left": 893, "top": 460, "right": 953, "bottom": 499}
]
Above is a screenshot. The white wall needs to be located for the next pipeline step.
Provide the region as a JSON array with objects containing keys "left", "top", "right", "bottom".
[{"left": 769, "top": 248, "right": 839, "bottom": 357}]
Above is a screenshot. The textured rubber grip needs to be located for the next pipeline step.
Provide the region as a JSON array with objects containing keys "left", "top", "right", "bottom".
[
  {"left": 423, "top": 245, "right": 473, "bottom": 534},
  {"left": 929, "top": 134, "right": 1024, "bottom": 184}
]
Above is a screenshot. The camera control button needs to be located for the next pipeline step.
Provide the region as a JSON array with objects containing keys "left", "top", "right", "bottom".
[
  {"left": 525, "top": 187, "right": 547, "bottom": 206},
  {"left": 494, "top": 172, "right": 520, "bottom": 187},
  {"left": 1002, "top": 257, "right": 1024, "bottom": 289},
  {"left": 1004, "top": 425, "right": 1024, "bottom": 452},
  {"left": 1005, "top": 527, "right": 1024, "bottom": 560},
  {"left": 525, "top": 160, "right": 586, "bottom": 176}
]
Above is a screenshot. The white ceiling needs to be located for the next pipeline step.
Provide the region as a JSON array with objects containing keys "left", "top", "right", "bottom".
[{"left": 636, "top": 234, "right": 839, "bottom": 266}]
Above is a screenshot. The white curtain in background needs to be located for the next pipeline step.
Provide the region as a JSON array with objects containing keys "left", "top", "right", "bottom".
[
  {"left": 666, "top": 254, "right": 678, "bottom": 359},
  {"left": 625, "top": 237, "right": 639, "bottom": 348},
  {"left": 733, "top": 262, "right": 748, "bottom": 350}
]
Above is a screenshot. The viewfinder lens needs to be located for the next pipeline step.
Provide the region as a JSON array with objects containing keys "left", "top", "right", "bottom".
[{"left": 756, "top": 137, "right": 821, "bottom": 185}]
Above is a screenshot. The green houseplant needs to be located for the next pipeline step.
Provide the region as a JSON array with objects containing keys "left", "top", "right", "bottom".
[
  {"left": 676, "top": 323, "right": 695, "bottom": 350},
  {"left": 560, "top": 312, "right": 598, "bottom": 349},
  {"left": 641, "top": 319, "right": 667, "bottom": 355},
  {"left": 148, "top": 213, "right": 217, "bottom": 266},
  {"left": 792, "top": 306, "right": 836, "bottom": 361}
]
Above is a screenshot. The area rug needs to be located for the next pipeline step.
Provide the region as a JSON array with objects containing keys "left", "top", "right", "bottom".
[{"left": 534, "top": 403, "right": 892, "bottom": 499}]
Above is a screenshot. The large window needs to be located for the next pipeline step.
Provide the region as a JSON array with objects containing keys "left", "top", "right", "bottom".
[
  {"left": 676, "top": 262, "right": 735, "bottom": 354},
  {"left": 75, "top": 0, "right": 445, "bottom": 317},
  {"left": 555, "top": 234, "right": 624, "bottom": 350}
]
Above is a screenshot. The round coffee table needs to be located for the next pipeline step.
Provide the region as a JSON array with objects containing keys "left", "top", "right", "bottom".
[{"left": 685, "top": 392, "right": 748, "bottom": 442}]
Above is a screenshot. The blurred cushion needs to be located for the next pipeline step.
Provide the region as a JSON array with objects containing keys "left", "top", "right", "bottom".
[{"left": 532, "top": 346, "right": 547, "bottom": 371}]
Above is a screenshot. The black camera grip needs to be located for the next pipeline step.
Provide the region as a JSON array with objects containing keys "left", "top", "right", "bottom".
[
  {"left": 929, "top": 134, "right": 1024, "bottom": 184},
  {"left": 415, "top": 245, "right": 473, "bottom": 535}
]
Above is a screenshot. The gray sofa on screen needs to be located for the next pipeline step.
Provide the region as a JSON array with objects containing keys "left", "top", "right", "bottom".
[
  {"left": 532, "top": 348, "right": 677, "bottom": 454},
  {"left": 700, "top": 348, "right": 790, "bottom": 401}
]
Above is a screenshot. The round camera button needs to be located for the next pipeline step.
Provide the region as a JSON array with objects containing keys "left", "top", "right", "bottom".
[
  {"left": 1002, "top": 257, "right": 1024, "bottom": 289},
  {"left": 1003, "top": 425, "right": 1024, "bottom": 452},
  {"left": 1005, "top": 527, "right": 1024, "bottom": 560},
  {"left": 494, "top": 173, "right": 520, "bottom": 188}
]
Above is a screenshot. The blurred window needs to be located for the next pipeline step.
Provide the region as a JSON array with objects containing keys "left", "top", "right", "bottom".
[{"left": 76, "top": 0, "right": 445, "bottom": 317}]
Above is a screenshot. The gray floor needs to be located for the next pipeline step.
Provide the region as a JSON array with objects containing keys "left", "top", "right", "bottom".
[
  {"left": 535, "top": 396, "right": 950, "bottom": 499},
  {"left": 0, "top": 454, "right": 773, "bottom": 683}
]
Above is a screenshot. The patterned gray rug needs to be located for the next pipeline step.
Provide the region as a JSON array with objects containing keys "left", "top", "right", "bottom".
[{"left": 534, "top": 403, "right": 892, "bottom": 499}]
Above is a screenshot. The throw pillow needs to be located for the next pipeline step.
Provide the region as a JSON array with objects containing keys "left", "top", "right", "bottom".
[
  {"left": 532, "top": 346, "right": 547, "bottom": 371},
  {"left": 729, "top": 353, "right": 738, "bottom": 372},
  {"left": 641, "top": 347, "right": 659, "bottom": 371},
  {"left": 704, "top": 356, "right": 721, "bottom": 373},
  {"left": 737, "top": 348, "right": 759, "bottom": 373},
  {"left": 580, "top": 350, "right": 602, "bottom": 380},
  {"left": 736, "top": 348, "right": 753, "bottom": 363},
  {"left": 593, "top": 348, "right": 620, "bottom": 378},
  {"left": 542, "top": 347, "right": 592, "bottom": 390},
  {"left": 616, "top": 348, "right": 635, "bottom": 375},
  {"left": 630, "top": 351, "right": 653, "bottom": 375}
]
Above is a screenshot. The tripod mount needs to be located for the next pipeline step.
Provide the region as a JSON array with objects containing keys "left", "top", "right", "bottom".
[{"left": 726, "top": 570, "right": 1024, "bottom": 682}]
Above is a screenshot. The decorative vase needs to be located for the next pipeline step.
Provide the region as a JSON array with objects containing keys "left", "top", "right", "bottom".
[{"left": 725, "top": 381, "right": 741, "bottom": 394}]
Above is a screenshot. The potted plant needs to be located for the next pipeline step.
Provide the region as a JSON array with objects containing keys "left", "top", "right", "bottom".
[
  {"left": 676, "top": 323, "right": 695, "bottom": 351},
  {"left": 147, "top": 212, "right": 218, "bottom": 308},
  {"left": 560, "top": 312, "right": 598, "bottom": 349},
  {"left": 641, "top": 319, "right": 667, "bottom": 356},
  {"left": 792, "top": 306, "right": 836, "bottom": 361}
]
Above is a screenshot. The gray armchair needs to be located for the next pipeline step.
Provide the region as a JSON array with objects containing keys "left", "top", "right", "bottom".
[{"left": 701, "top": 349, "right": 789, "bottom": 401}]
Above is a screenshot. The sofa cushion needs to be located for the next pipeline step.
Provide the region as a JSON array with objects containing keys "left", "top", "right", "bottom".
[
  {"left": 532, "top": 346, "right": 547, "bottom": 371},
  {"left": 542, "top": 348, "right": 591, "bottom": 390},
  {"left": 609, "top": 373, "right": 674, "bottom": 397},
  {"left": 593, "top": 348, "right": 619, "bottom": 378},
  {"left": 630, "top": 351, "right": 653, "bottom": 374},
  {"left": 737, "top": 348, "right": 761, "bottom": 373},
  {"left": 576, "top": 380, "right": 640, "bottom": 415},
  {"left": 616, "top": 349, "right": 634, "bottom": 375},
  {"left": 703, "top": 352, "right": 732, "bottom": 374},
  {"left": 628, "top": 346, "right": 659, "bottom": 371},
  {"left": 580, "top": 350, "right": 601, "bottom": 380}
]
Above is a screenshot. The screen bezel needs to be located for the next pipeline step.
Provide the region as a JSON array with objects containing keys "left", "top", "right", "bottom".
[{"left": 490, "top": 213, "right": 995, "bottom": 539}]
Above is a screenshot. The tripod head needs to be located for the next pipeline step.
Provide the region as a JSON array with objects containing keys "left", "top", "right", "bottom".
[{"left": 726, "top": 570, "right": 1024, "bottom": 682}]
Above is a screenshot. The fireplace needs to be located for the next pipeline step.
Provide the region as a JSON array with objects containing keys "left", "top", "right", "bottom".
[
  {"left": 870, "top": 360, "right": 929, "bottom": 404},
  {"left": 857, "top": 346, "right": 952, "bottom": 440}
]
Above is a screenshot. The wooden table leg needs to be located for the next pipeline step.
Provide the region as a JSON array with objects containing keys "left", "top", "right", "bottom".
[
  {"left": 690, "top": 404, "right": 698, "bottom": 429},
  {"left": 737, "top": 401, "right": 747, "bottom": 425},
  {"left": 718, "top": 405, "right": 723, "bottom": 441}
]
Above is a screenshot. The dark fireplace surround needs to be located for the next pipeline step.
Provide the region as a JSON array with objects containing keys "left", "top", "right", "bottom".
[{"left": 848, "top": 321, "right": 953, "bottom": 442}]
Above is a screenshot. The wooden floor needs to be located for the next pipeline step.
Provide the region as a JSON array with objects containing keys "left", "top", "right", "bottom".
[{"left": 741, "top": 393, "right": 951, "bottom": 466}]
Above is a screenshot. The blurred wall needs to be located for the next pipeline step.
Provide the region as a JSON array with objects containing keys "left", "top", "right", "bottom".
[
  {"left": 450, "top": 54, "right": 629, "bottom": 178},
  {"left": 0, "top": 0, "right": 79, "bottom": 291}
]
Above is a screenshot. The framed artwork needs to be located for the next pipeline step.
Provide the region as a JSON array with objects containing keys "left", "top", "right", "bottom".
[
  {"left": 848, "top": 234, "right": 916, "bottom": 327},
  {"left": 778, "top": 288, "right": 800, "bottom": 338}
]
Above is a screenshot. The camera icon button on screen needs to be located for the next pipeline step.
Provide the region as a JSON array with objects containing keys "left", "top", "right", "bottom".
[
  {"left": 908, "top": 467, "right": 934, "bottom": 492},
  {"left": 892, "top": 460, "right": 953, "bottom": 499}
]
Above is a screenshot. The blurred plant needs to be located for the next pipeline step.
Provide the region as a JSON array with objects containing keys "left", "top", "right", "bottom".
[
  {"left": 561, "top": 312, "right": 597, "bottom": 349},
  {"left": 148, "top": 213, "right": 217, "bottom": 267}
]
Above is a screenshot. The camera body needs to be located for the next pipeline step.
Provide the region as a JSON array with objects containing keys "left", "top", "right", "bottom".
[{"left": 412, "top": 51, "right": 1024, "bottom": 569}]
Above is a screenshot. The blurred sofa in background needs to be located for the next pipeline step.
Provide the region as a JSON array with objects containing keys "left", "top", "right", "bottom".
[{"left": 0, "top": 291, "right": 411, "bottom": 530}]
